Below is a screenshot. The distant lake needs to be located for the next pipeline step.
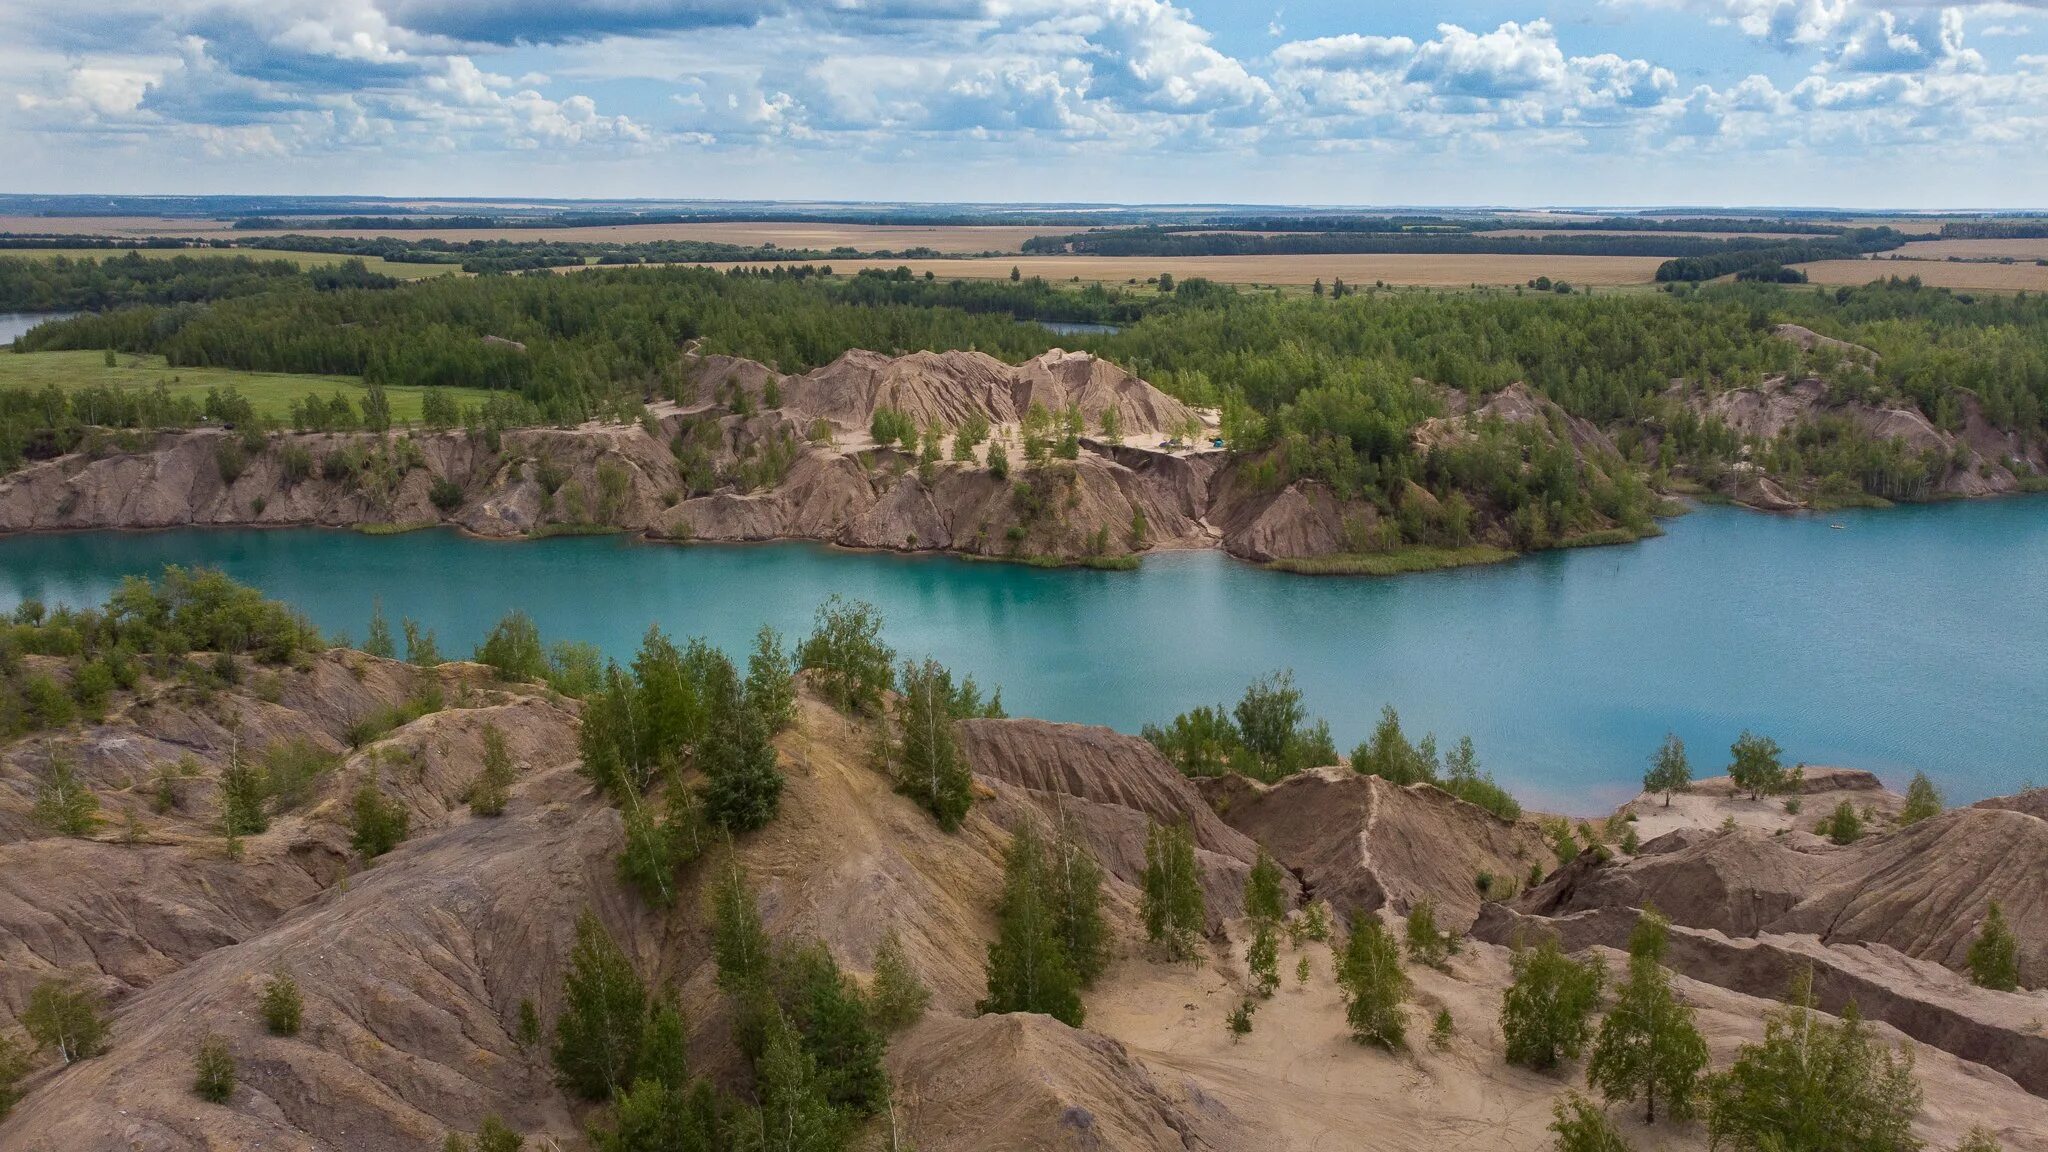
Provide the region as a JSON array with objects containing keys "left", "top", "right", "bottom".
[
  {"left": 0, "top": 312, "right": 80, "bottom": 346},
  {"left": 2, "top": 498, "right": 2043, "bottom": 811},
  {"left": 1038, "top": 320, "right": 1121, "bottom": 336}
]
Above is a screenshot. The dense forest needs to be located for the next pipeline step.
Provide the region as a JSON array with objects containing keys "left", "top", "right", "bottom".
[{"left": 0, "top": 254, "right": 324, "bottom": 311}]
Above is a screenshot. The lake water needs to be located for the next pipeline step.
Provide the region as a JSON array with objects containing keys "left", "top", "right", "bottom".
[
  {"left": 1038, "top": 320, "right": 1121, "bottom": 336},
  {"left": 2, "top": 499, "right": 2042, "bottom": 810},
  {"left": 0, "top": 312, "right": 80, "bottom": 346}
]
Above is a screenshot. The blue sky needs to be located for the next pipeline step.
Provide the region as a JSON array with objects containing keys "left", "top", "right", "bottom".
[{"left": 5, "top": 1, "right": 2047, "bottom": 207}]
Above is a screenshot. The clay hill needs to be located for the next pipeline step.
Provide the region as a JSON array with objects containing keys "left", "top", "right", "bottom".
[
  {"left": 5, "top": 646, "right": 2048, "bottom": 1151},
  {"left": 0, "top": 344, "right": 1706, "bottom": 572},
  {"left": 1662, "top": 325, "right": 2044, "bottom": 509}
]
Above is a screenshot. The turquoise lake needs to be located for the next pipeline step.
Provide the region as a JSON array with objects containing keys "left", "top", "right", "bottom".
[{"left": 2, "top": 499, "right": 2043, "bottom": 811}]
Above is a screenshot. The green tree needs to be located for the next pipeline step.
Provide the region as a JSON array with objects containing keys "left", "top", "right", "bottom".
[
  {"left": 1967, "top": 902, "right": 2021, "bottom": 991},
  {"left": 891, "top": 658, "right": 974, "bottom": 831},
  {"left": 1142, "top": 820, "right": 1206, "bottom": 961},
  {"left": 1098, "top": 407, "right": 1123, "bottom": 444},
  {"left": 1047, "top": 819, "right": 1109, "bottom": 986},
  {"left": 979, "top": 822, "right": 1084, "bottom": 1026},
  {"left": 1352, "top": 705, "right": 1437, "bottom": 785},
  {"left": 619, "top": 805, "right": 680, "bottom": 907},
  {"left": 746, "top": 625, "right": 798, "bottom": 734},
  {"left": 868, "top": 931, "right": 930, "bottom": 1031},
  {"left": 752, "top": 1008, "right": 846, "bottom": 1152},
  {"left": 1728, "top": 731, "right": 1791, "bottom": 799},
  {"left": 1706, "top": 968, "right": 1923, "bottom": 1152},
  {"left": 553, "top": 911, "right": 647, "bottom": 1102},
  {"left": 1247, "top": 920, "right": 1280, "bottom": 997},
  {"left": 797, "top": 596, "right": 894, "bottom": 716},
  {"left": 469, "top": 723, "right": 515, "bottom": 817},
  {"left": 1405, "top": 899, "right": 1452, "bottom": 969},
  {"left": 1243, "top": 848, "right": 1287, "bottom": 925},
  {"left": 361, "top": 383, "right": 392, "bottom": 432},
  {"left": 32, "top": 757, "right": 101, "bottom": 837},
  {"left": 1335, "top": 916, "right": 1408, "bottom": 1048},
  {"left": 0, "top": 1029, "right": 31, "bottom": 1119},
  {"left": 192, "top": 1033, "right": 235, "bottom": 1103},
  {"left": 219, "top": 741, "right": 268, "bottom": 838},
  {"left": 782, "top": 943, "right": 889, "bottom": 1115},
  {"left": 363, "top": 599, "right": 396, "bottom": 659},
  {"left": 700, "top": 698, "right": 782, "bottom": 833},
  {"left": 1898, "top": 771, "right": 1944, "bottom": 825},
  {"left": 1551, "top": 1093, "right": 1635, "bottom": 1152},
  {"left": 638, "top": 992, "right": 689, "bottom": 1090},
  {"left": 350, "top": 778, "right": 409, "bottom": 858},
  {"left": 1644, "top": 733, "right": 1691, "bottom": 807},
  {"left": 261, "top": 969, "right": 303, "bottom": 1036},
  {"left": 403, "top": 617, "right": 443, "bottom": 667},
  {"left": 1588, "top": 909, "right": 1708, "bottom": 1124},
  {"left": 475, "top": 611, "right": 547, "bottom": 682},
  {"left": 1501, "top": 934, "right": 1605, "bottom": 1071},
  {"left": 23, "top": 979, "right": 109, "bottom": 1063}
]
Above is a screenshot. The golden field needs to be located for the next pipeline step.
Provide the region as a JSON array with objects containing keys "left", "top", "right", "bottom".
[
  {"left": 1891, "top": 238, "right": 2048, "bottom": 261},
  {"left": 699, "top": 252, "right": 1669, "bottom": 288},
  {"left": 1795, "top": 258, "right": 2048, "bottom": 291}
]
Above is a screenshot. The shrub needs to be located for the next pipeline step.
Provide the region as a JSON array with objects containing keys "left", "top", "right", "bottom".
[
  {"left": 1551, "top": 1093, "right": 1634, "bottom": 1152},
  {"left": 1968, "top": 902, "right": 2021, "bottom": 991},
  {"left": 192, "top": 1033, "right": 235, "bottom": 1103},
  {"left": 349, "top": 780, "right": 410, "bottom": 859},
  {"left": 1501, "top": 934, "right": 1605, "bottom": 1071},
  {"left": 1899, "top": 771, "right": 1944, "bottom": 825},
  {"left": 32, "top": 758, "right": 100, "bottom": 836},
  {"left": 429, "top": 476, "right": 464, "bottom": 512},
  {"left": 261, "top": 969, "right": 303, "bottom": 1036},
  {"left": 1336, "top": 917, "right": 1408, "bottom": 1048},
  {"left": 214, "top": 440, "right": 247, "bottom": 485},
  {"left": 868, "top": 932, "right": 930, "bottom": 1032},
  {"left": 1819, "top": 800, "right": 1864, "bottom": 845}
]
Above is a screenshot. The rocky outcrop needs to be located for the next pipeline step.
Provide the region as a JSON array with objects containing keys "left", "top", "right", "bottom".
[
  {"left": 751, "top": 348, "right": 1201, "bottom": 438},
  {"left": 1208, "top": 767, "right": 1551, "bottom": 932},
  {"left": 1669, "top": 372, "right": 2044, "bottom": 506},
  {"left": 959, "top": 718, "right": 1291, "bottom": 924},
  {"left": 1475, "top": 903, "right": 2048, "bottom": 1097}
]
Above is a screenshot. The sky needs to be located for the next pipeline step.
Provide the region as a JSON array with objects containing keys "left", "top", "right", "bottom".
[{"left": 5, "top": 1, "right": 2047, "bottom": 208}]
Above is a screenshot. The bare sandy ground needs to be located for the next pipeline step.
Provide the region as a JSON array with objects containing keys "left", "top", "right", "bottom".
[{"left": 1087, "top": 915, "right": 2048, "bottom": 1152}]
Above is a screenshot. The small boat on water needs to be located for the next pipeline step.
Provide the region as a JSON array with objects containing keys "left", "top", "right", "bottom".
[{"left": 1829, "top": 523, "right": 1846, "bottom": 530}]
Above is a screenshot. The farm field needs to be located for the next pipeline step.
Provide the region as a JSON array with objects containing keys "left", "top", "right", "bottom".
[
  {"left": 1473, "top": 227, "right": 1831, "bottom": 239},
  {"left": 0, "top": 247, "right": 458, "bottom": 279},
  {"left": 1891, "top": 237, "right": 2048, "bottom": 260},
  {"left": 697, "top": 251, "right": 1669, "bottom": 287},
  {"left": 0, "top": 216, "right": 1057, "bottom": 253},
  {"left": 0, "top": 350, "right": 496, "bottom": 422},
  {"left": 247, "top": 221, "right": 1055, "bottom": 252},
  {"left": 1795, "top": 257, "right": 2048, "bottom": 291}
]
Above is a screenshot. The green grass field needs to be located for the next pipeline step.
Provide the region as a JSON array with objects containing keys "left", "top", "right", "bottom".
[
  {"left": 0, "top": 350, "right": 497, "bottom": 423},
  {"left": 0, "top": 248, "right": 459, "bottom": 280}
]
